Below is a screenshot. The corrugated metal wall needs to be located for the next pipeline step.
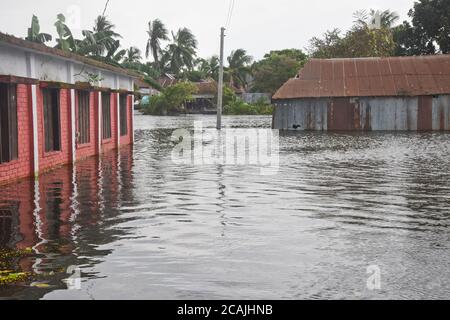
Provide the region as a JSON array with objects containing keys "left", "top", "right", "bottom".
[{"left": 273, "top": 95, "right": 450, "bottom": 131}]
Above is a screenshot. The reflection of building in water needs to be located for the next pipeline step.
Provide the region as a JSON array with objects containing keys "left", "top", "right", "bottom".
[
  {"left": 0, "top": 146, "right": 135, "bottom": 298},
  {"left": 0, "top": 180, "right": 36, "bottom": 250}
]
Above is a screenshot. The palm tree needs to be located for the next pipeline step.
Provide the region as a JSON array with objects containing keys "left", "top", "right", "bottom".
[
  {"left": 26, "top": 15, "right": 52, "bottom": 44},
  {"left": 146, "top": 19, "right": 169, "bottom": 66},
  {"left": 78, "top": 15, "right": 121, "bottom": 58},
  {"left": 54, "top": 14, "right": 77, "bottom": 52},
  {"left": 195, "top": 56, "right": 220, "bottom": 80},
  {"left": 104, "top": 40, "right": 126, "bottom": 65},
  {"left": 354, "top": 9, "right": 400, "bottom": 29},
  {"left": 123, "top": 47, "right": 142, "bottom": 64},
  {"left": 163, "top": 28, "right": 198, "bottom": 75},
  {"left": 226, "top": 49, "right": 253, "bottom": 90}
]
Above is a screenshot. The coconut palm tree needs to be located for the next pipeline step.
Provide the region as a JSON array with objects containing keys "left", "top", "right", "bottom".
[
  {"left": 145, "top": 19, "right": 169, "bottom": 66},
  {"left": 26, "top": 15, "right": 52, "bottom": 44},
  {"left": 354, "top": 9, "right": 400, "bottom": 29},
  {"left": 104, "top": 40, "right": 126, "bottom": 65},
  {"left": 195, "top": 56, "right": 220, "bottom": 80},
  {"left": 163, "top": 28, "right": 198, "bottom": 75},
  {"left": 78, "top": 15, "right": 121, "bottom": 58},
  {"left": 123, "top": 47, "right": 142, "bottom": 64},
  {"left": 226, "top": 49, "right": 253, "bottom": 90}
]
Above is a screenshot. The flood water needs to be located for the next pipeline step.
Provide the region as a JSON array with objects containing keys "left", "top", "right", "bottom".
[{"left": 1, "top": 114, "right": 449, "bottom": 300}]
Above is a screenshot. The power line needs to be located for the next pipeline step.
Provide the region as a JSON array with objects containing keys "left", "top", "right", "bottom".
[
  {"left": 225, "top": 0, "right": 232, "bottom": 27},
  {"left": 228, "top": 0, "right": 236, "bottom": 29},
  {"left": 102, "top": 0, "right": 110, "bottom": 16},
  {"left": 225, "top": 0, "right": 235, "bottom": 30}
]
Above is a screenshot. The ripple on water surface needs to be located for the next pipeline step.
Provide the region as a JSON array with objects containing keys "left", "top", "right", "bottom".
[{"left": 0, "top": 115, "right": 449, "bottom": 300}]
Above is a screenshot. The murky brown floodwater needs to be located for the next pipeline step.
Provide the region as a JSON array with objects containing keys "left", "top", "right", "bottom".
[{"left": 0, "top": 114, "right": 449, "bottom": 300}]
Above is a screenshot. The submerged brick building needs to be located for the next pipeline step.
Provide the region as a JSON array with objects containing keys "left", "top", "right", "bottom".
[
  {"left": 0, "top": 32, "right": 137, "bottom": 185},
  {"left": 272, "top": 55, "right": 450, "bottom": 131}
]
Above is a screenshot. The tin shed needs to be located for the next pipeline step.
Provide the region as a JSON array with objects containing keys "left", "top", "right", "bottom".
[{"left": 272, "top": 55, "right": 450, "bottom": 131}]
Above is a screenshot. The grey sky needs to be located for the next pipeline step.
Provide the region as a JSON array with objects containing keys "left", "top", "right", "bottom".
[{"left": 0, "top": 0, "right": 415, "bottom": 61}]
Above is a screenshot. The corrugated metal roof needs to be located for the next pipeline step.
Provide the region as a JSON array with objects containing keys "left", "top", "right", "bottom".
[
  {"left": 273, "top": 55, "right": 450, "bottom": 100},
  {"left": 195, "top": 80, "right": 217, "bottom": 95}
]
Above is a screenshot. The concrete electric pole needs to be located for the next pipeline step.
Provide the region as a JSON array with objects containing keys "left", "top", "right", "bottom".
[{"left": 217, "top": 27, "right": 225, "bottom": 130}]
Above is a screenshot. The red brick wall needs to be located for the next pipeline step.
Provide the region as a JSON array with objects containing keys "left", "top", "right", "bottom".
[
  {"left": 1, "top": 86, "right": 133, "bottom": 185},
  {"left": 0, "top": 84, "right": 33, "bottom": 185},
  {"left": 37, "top": 88, "right": 72, "bottom": 173},
  {"left": 119, "top": 95, "right": 133, "bottom": 146},
  {"left": 102, "top": 92, "right": 117, "bottom": 153},
  {"left": 76, "top": 91, "right": 99, "bottom": 161}
]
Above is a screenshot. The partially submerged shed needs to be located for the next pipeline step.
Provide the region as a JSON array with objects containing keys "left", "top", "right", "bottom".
[
  {"left": 272, "top": 55, "right": 450, "bottom": 131},
  {"left": 185, "top": 80, "right": 217, "bottom": 114}
]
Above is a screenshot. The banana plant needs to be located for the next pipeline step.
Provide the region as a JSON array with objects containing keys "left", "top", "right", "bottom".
[
  {"left": 26, "top": 15, "right": 52, "bottom": 44},
  {"left": 54, "top": 14, "right": 77, "bottom": 52}
]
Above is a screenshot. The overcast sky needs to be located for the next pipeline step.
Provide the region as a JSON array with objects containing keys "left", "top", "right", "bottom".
[{"left": 0, "top": 0, "right": 415, "bottom": 61}]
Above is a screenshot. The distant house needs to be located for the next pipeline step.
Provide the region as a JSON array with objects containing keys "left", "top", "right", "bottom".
[
  {"left": 157, "top": 73, "right": 177, "bottom": 88},
  {"left": 155, "top": 75, "right": 218, "bottom": 114},
  {"left": 185, "top": 80, "right": 217, "bottom": 114},
  {"left": 0, "top": 32, "right": 138, "bottom": 185},
  {"left": 272, "top": 55, "right": 450, "bottom": 131},
  {"left": 135, "top": 78, "right": 159, "bottom": 96}
]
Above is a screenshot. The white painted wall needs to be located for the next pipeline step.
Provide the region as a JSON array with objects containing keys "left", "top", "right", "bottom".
[{"left": 0, "top": 42, "right": 134, "bottom": 90}]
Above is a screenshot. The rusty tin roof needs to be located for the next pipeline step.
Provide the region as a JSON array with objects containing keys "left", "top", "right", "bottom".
[{"left": 273, "top": 55, "right": 450, "bottom": 100}]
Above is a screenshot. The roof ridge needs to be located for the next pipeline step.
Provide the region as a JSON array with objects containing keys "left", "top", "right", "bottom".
[
  {"left": 0, "top": 31, "right": 140, "bottom": 79},
  {"left": 275, "top": 54, "right": 450, "bottom": 99}
]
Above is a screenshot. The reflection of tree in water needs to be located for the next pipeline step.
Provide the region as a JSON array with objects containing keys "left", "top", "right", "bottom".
[{"left": 0, "top": 147, "right": 135, "bottom": 299}]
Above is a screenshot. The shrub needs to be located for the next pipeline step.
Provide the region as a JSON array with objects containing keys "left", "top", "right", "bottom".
[
  {"left": 142, "top": 82, "right": 198, "bottom": 115},
  {"left": 223, "top": 96, "right": 273, "bottom": 115}
]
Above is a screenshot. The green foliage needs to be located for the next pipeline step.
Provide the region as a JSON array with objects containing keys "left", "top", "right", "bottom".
[
  {"left": 263, "top": 49, "right": 308, "bottom": 62},
  {"left": 394, "top": 0, "right": 450, "bottom": 55},
  {"left": 0, "top": 248, "right": 34, "bottom": 286},
  {"left": 142, "top": 82, "right": 198, "bottom": 115},
  {"left": 77, "top": 15, "right": 122, "bottom": 58},
  {"left": 123, "top": 47, "right": 142, "bottom": 64},
  {"left": 86, "top": 72, "right": 104, "bottom": 85},
  {"left": 26, "top": 15, "right": 52, "bottom": 44},
  {"left": 194, "top": 56, "right": 220, "bottom": 81},
  {"left": 308, "top": 25, "right": 395, "bottom": 58},
  {"left": 252, "top": 50, "right": 307, "bottom": 94},
  {"left": 180, "top": 70, "right": 205, "bottom": 82},
  {"left": 143, "top": 76, "right": 163, "bottom": 91},
  {"left": 224, "top": 98, "right": 274, "bottom": 116},
  {"left": 225, "top": 49, "right": 253, "bottom": 90},
  {"left": 223, "top": 90, "right": 273, "bottom": 116},
  {"left": 162, "top": 28, "right": 198, "bottom": 75},
  {"left": 353, "top": 9, "right": 400, "bottom": 29},
  {"left": 54, "top": 14, "right": 77, "bottom": 52},
  {"left": 146, "top": 19, "right": 169, "bottom": 66},
  {"left": 222, "top": 86, "right": 236, "bottom": 108}
]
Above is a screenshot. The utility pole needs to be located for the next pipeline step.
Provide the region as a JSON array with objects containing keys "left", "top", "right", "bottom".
[{"left": 217, "top": 27, "right": 225, "bottom": 130}]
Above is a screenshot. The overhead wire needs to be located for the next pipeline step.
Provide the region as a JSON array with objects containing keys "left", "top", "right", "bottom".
[
  {"left": 102, "top": 0, "right": 111, "bottom": 16},
  {"left": 225, "top": 0, "right": 236, "bottom": 31}
]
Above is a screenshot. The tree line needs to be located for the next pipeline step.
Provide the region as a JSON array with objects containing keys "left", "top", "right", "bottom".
[{"left": 23, "top": 0, "right": 448, "bottom": 96}]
